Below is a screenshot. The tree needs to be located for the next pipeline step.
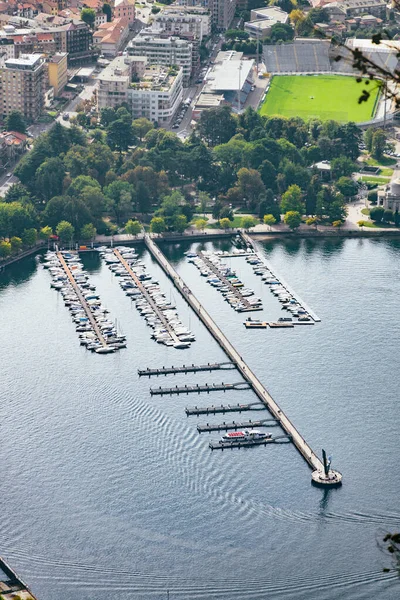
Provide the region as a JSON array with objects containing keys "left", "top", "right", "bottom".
[
  {"left": 56, "top": 220, "right": 74, "bottom": 244},
  {"left": 197, "top": 106, "right": 237, "bottom": 146},
  {"left": 289, "top": 9, "right": 306, "bottom": 32},
  {"left": 107, "top": 119, "right": 134, "bottom": 152},
  {"left": 21, "top": 227, "right": 37, "bottom": 246},
  {"left": 380, "top": 532, "right": 400, "bottom": 575},
  {"left": 383, "top": 209, "right": 393, "bottom": 223},
  {"left": 172, "top": 214, "right": 188, "bottom": 233},
  {"left": 35, "top": 157, "right": 66, "bottom": 201},
  {"left": 150, "top": 216, "right": 166, "bottom": 234},
  {"left": 5, "top": 110, "right": 26, "bottom": 133},
  {"left": 220, "top": 217, "right": 233, "bottom": 230},
  {"left": 364, "top": 128, "right": 374, "bottom": 152},
  {"left": 132, "top": 118, "right": 153, "bottom": 141},
  {"left": 263, "top": 214, "right": 276, "bottom": 230},
  {"left": 100, "top": 107, "right": 117, "bottom": 127},
  {"left": 336, "top": 177, "right": 358, "bottom": 198},
  {"left": 241, "top": 216, "right": 257, "bottom": 230},
  {"left": 306, "top": 217, "right": 318, "bottom": 229},
  {"left": 198, "top": 191, "right": 211, "bottom": 216},
  {"left": 357, "top": 220, "right": 366, "bottom": 229},
  {"left": 80, "top": 223, "right": 96, "bottom": 241},
  {"left": 125, "top": 219, "right": 142, "bottom": 236},
  {"left": 371, "top": 129, "right": 386, "bottom": 160},
  {"left": 369, "top": 206, "right": 385, "bottom": 222},
  {"left": 237, "top": 168, "right": 266, "bottom": 210},
  {"left": 284, "top": 210, "right": 302, "bottom": 231},
  {"left": 331, "top": 157, "right": 357, "bottom": 179},
  {"left": 4, "top": 183, "right": 31, "bottom": 205},
  {"left": 40, "top": 226, "right": 53, "bottom": 241},
  {"left": 81, "top": 8, "right": 96, "bottom": 27},
  {"left": 259, "top": 160, "right": 277, "bottom": 190},
  {"left": 102, "top": 2, "right": 112, "bottom": 21},
  {"left": 195, "top": 218, "right": 207, "bottom": 231},
  {"left": 10, "top": 236, "right": 23, "bottom": 253},
  {"left": 281, "top": 184, "right": 304, "bottom": 214},
  {"left": 0, "top": 241, "right": 11, "bottom": 258}
]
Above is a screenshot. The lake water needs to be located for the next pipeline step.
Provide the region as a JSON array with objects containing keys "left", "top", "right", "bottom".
[{"left": 0, "top": 237, "right": 399, "bottom": 600}]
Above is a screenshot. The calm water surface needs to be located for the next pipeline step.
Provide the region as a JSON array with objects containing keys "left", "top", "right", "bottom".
[{"left": 0, "top": 238, "right": 399, "bottom": 600}]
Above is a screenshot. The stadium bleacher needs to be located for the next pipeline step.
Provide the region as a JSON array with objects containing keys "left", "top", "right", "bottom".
[{"left": 263, "top": 39, "right": 399, "bottom": 75}]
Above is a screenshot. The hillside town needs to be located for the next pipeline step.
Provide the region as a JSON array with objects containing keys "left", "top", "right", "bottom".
[{"left": 1, "top": 0, "right": 400, "bottom": 255}]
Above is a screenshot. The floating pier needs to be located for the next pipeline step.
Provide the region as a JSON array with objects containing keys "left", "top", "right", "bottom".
[
  {"left": 57, "top": 252, "right": 107, "bottom": 347},
  {"left": 138, "top": 362, "right": 235, "bottom": 376},
  {"left": 240, "top": 232, "right": 321, "bottom": 323},
  {"left": 144, "top": 234, "right": 342, "bottom": 486},
  {"left": 209, "top": 433, "right": 292, "bottom": 450},
  {"left": 197, "top": 418, "right": 279, "bottom": 433},
  {"left": 185, "top": 402, "right": 263, "bottom": 416},
  {"left": 113, "top": 249, "right": 180, "bottom": 344},
  {"left": 151, "top": 381, "right": 251, "bottom": 396}
]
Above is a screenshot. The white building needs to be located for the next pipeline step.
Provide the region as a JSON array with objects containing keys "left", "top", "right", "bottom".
[
  {"left": 203, "top": 50, "right": 254, "bottom": 112},
  {"left": 378, "top": 177, "right": 400, "bottom": 213},
  {"left": 128, "top": 33, "right": 192, "bottom": 84},
  {"left": 244, "top": 7, "right": 289, "bottom": 38},
  {"left": 176, "top": 0, "right": 235, "bottom": 31},
  {"left": 129, "top": 64, "right": 183, "bottom": 123},
  {"left": 154, "top": 7, "right": 211, "bottom": 41}
]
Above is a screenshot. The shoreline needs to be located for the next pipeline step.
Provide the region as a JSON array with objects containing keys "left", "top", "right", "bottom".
[{"left": 2, "top": 227, "right": 400, "bottom": 271}]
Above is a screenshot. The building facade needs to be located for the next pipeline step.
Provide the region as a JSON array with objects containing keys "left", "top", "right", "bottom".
[
  {"left": 128, "top": 33, "right": 192, "bottom": 84},
  {"left": 128, "top": 65, "right": 183, "bottom": 123},
  {"left": 0, "top": 53, "right": 45, "bottom": 120},
  {"left": 47, "top": 51, "right": 68, "bottom": 96},
  {"left": 114, "top": 0, "right": 136, "bottom": 25},
  {"left": 378, "top": 178, "right": 400, "bottom": 213},
  {"left": 154, "top": 7, "right": 211, "bottom": 41}
]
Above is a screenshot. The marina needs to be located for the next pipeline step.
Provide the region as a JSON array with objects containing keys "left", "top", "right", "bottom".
[
  {"left": 241, "top": 232, "right": 321, "bottom": 323},
  {"left": 150, "top": 381, "right": 251, "bottom": 396},
  {"left": 187, "top": 250, "right": 263, "bottom": 313},
  {"left": 197, "top": 419, "right": 279, "bottom": 433},
  {"left": 138, "top": 362, "right": 235, "bottom": 376},
  {"left": 45, "top": 251, "right": 124, "bottom": 353},
  {"left": 102, "top": 247, "right": 195, "bottom": 349},
  {"left": 145, "top": 234, "right": 341, "bottom": 486}
]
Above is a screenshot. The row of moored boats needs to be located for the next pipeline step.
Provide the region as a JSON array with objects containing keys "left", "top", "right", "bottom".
[
  {"left": 44, "top": 250, "right": 126, "bottom": 354},
  {"left": 99, "top": 246, "right": 195, "bottom": 349},
  {"left": 186, "top": 250, "right": 262, "bottom": 312},
  {"left": 245, "top": 254, "right": 312, "bottom": 321}
]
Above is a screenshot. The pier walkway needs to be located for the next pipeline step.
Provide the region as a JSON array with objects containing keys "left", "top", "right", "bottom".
[
  {"left": 185, "top": 403, "right": 264, "bottom": 416},
  {"left": 150, "top": 381, "right": 251, "bottom": 396},
  {"left": 57, "top": 252, "right": 107, "bottom": 347},
  {"left": 197, "top": 418, "right": 279, "bottom": 433},
  {"left": 241, "top": 232, "right": 321, "bottom": 322},
  {"left": 113, "top": 249, "right": 180, "bottom": 344},
  {"left": 144, "top": 234, "right": 327, "bottom": 476}
]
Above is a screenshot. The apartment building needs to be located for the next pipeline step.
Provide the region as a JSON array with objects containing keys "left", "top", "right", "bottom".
[
  {"left": 0, "top": 53, "right": 45, "bottom": 120},
  {"left": 176, "top": 0, "right": 236, "bottom": 30},
  {"left": 128, "top": 32, "right": 192, "bottom": 84},
  {"left": 98, "top": 53, "right": 135, "bottom": 109},
  {"left": 93, "top": 17, "right": 129, "bottom": 57},
  {"left": 47, "top": 51, "right": 68, "bottom": 96},
  {"left": 114, "top": 0, "right": 136, "bottom": 25},
  {"left": 129, "top": 64, "right": 183, "bottom": 123},
  {"left": 154, "top": 7, "right": 211, "bottom": 41}
]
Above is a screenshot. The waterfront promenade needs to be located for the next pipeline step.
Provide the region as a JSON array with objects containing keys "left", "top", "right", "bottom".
[{"left": 144, "top": 234, "right": 341, "bottom": 484}]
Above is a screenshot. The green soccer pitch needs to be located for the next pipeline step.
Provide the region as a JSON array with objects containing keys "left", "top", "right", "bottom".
[{"left": 259, "top": 75, "right": 381, "bottom": 122}]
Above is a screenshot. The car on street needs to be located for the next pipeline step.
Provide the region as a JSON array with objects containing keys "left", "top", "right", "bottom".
[{"left": 6, "top": 172, "right": 12, "bottom": 177}]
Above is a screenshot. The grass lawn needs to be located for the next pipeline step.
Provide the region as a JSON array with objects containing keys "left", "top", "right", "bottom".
[
  {"left": 366, "top": 156, "right": 397, "bottom": 167},
  {"left": 259, "top": 75, "right": 381, "bottom": 122},
  {"left": 361, "top": 208, "right": 370, "bottom": 215},
  {"left": 207, "top": 216, "right": 248, "bottom": 229},
  {"left": 380, "top": 168, "right": 394, "bottom": 177},
  {"left": 360, "top": 175, "right": 391, "bottom": 185}
]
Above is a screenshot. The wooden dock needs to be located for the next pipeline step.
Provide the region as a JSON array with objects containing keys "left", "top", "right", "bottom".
[
  {"left": 197, "top": 418, "right": 279, "bottom": 433},
  {"left": 209, "top": 433, "right": 292, "bottom": 450},
  {"left": 199, "top": 251, "right": 262, "bottom": 313},
  {"left": 57, "top": 252, "right": 107, "bottom": 347},
  {"left": 113, "top": 249, "right": 180, "bottom": 344},
  {"left": 138, "top": 362, "right": 235, "bottom": 376},
  {"left": 150, "top": 381, "right": 251, "bottom": 396},
  {"left": 144, "top": 234, "right": 334, "bottom": 479},
  {"left": 185, "top": 403, "right": 263, "bottom": 416},
  {"left": 240, "top": 232, "right": 321, "bottom": 323}
]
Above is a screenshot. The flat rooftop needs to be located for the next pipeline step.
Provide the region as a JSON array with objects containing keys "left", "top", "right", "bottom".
[
  {"left": 205, "top": 58, "right": 254, "bottom": 91},
  {"left": 5, "top": 53, "right": 42, "bottom": 68}
]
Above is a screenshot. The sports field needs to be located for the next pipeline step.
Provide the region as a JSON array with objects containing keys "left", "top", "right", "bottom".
[{"left": 259, "top": 75, "right": 381, "bottom": 122}]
